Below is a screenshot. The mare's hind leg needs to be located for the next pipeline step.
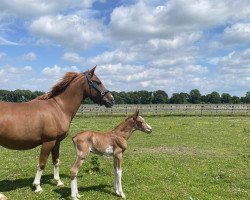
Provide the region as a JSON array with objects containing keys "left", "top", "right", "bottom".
[
  {"left": 33, "top": 140, "right": 56, "bottom": 192},
  {"left": 52, "top": 141, "right": 64, "bottom": 186},
  {"left": 70, "top": 140, "right": 89, "bottom": 200}
]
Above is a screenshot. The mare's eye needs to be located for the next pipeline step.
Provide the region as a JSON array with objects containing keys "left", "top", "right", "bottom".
[{"left": 93, "top": 80, "right": 101, "bottom": 85}]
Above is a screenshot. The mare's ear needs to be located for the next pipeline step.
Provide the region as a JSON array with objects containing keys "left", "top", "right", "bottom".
[
  {"left": 89, "top": 65, "right": 97, "bottom": 77},
  {"left": 133, "top": 109, "right": 139, "bottom": 120}
]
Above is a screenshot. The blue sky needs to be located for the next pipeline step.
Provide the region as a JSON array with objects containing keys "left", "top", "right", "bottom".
[{"left": 0, "top": 0, "right": 250, "bottom": 96}]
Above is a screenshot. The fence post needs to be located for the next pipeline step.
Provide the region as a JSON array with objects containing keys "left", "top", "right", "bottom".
[{"left": 155, "top": 105, "right": 158, "bottom": 115}]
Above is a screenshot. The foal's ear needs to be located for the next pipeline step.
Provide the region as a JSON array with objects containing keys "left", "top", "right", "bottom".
[
  {"left": 89, "top": 65, "right": 97, "bottom": 77},
  {"left": 133, "top": 109, "right": 139, "bottom": 120}
]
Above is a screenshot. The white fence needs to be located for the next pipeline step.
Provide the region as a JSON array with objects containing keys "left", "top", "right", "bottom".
[{"left": 77, "top": 104, "right": 250, "bottom": 116}]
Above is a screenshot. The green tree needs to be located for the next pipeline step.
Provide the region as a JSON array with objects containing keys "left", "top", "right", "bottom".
[
  {"left": 231, "top": 96, "right": 241, "bottom": 104},
  {"left": 152, "top": 90, "right": 168, "bottom": 104},
  {"left": 189, "top": 89, "right": 201, "bottom": 104},
  {"left": 207, "top": 91, "right": 221, "bottom": 104},
  {"left": 221, "top": 93, "right": 232, "bottom": 103},
  {"left": 137, "top": 90, "right": 153, "bottom": 104},
  {"left": 169, "top": 93, "right": 189, "bottom": 104},
  {"left": 245, "top": 92, "right": 250, "bottom": 103}
]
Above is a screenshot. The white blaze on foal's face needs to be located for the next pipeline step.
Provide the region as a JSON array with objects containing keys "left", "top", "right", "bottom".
[{"left": 136, "top": 116, "right": 152, "bottom": 133}]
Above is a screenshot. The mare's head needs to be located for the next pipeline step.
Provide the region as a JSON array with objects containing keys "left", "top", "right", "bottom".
[
  {"left": 84, "top": 66, "right": 114, "bottom": 108},
  {"left": 132, "top": 110, "right": 152, "bottom": 134}
]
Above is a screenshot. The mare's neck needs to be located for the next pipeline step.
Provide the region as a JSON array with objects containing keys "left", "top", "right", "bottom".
[
  {"left": 113, "top": 119, "right": 135, "bottom": 140},
  {"left": 54, "top": 75, "right": 85, "bottom": 119}
]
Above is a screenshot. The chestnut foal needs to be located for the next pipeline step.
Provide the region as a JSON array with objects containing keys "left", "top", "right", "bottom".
[{"left": 70, "top": 110, "right": 152, "bottom": 200}]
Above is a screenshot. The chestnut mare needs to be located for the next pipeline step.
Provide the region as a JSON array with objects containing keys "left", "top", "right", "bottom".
[
  {"left": 0, "top": 66, "right": 114, "bottom": 193},
  {"left": 70, "top": 110, "right": 152, "bottom": 200}
]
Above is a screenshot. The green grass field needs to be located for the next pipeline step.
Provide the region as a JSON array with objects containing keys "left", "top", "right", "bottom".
[{"left": 0, "top": 116, "right": 249, "bottom": 200}]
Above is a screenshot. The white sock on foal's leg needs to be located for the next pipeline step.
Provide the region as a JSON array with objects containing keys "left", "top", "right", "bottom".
[
  {"left": 116, "top": 168, "right": 126, "bottom": 199},
  {"left": 33, "top": 165, "right": 43, "bottom": 192},
  {"left": 71, "top": 177, "right": 80, "bottom": 200},
  {"left": 54, "top": 162, "right": 64, "bottom": 186},
  {"left": 114, "top": 167, "right": 118, "bottom": 192}
]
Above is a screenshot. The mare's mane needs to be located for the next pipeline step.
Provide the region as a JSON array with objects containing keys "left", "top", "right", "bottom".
[{"left": 37, "top": 72, "right": 79, "bottom": 100}]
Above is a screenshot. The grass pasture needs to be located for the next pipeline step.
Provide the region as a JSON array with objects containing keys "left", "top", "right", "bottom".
[{"left": 0, "top": 116, "right": 249, "bottom": 200}]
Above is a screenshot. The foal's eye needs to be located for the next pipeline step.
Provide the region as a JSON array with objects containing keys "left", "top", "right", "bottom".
[{"left": 137, "top": 121, "right": 143, "bottom": 125}]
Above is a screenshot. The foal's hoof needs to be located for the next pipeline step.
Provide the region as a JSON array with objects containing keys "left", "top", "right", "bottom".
[
  {"left": 116, "top": 191, "right": 126, "bottom": 199},
  {"left": 34, "top": 186, "right": 43, "bottom": 193},
  {"left": 32, "top": 182, "right": 43, "bottom": 193}
]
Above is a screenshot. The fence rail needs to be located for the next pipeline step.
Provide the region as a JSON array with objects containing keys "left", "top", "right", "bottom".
[{"left": 77, "top": 104, "right": 250, "bottom": 116}]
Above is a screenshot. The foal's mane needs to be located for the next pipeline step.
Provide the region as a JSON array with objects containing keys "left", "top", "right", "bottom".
[
  {"left": 37, "top": 72, "right": 79, "bottom": 100},
  {"left": 113, "top": 114, "right": 134, "bottom": 130}
]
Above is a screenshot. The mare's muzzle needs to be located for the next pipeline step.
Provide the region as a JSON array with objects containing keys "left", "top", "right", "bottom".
[{"left": 84, "top": 72, "right": 114, "bottom": 107}]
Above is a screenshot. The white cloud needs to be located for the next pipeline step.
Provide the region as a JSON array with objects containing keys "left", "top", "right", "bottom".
[
  {"left": 0, "top": 52, "right": 6, "bottom": 60},
  {"left": 62, "top": 52, "right": 83, "bottom": 63},
  {"left": 0, "top": 68, "right": 4, "bottom": 75},
  {"left": 151, "top": 56, "right": 195, "bottom": 68},
  {"left": 223, "top": 23, "right": 250, "bottom": 45},
  {"left": 94, "top": 62, "right": 209, "bottom": 94},
  {"left": 208, "top": 49, "right": 250, "bottom": 94},
  {"left": 42, "top": 65, "right": 79, "bottom": 76},
  {"left": 29, "top": 14, "right": 105, "bottom": 50},
  {"left": 88, "top": 49, "right": 138, "bottom": 65},
  {"left": 23, "top": 66, "right": 33, "bottom": 71},
  {"left": 1, "top": 0, "right": 250, "bottom": 96},
  {"left": 0, "top": 0, "right": 99, "bottom": 20},
  {"left": 42, "top": 65, "right": 62, "bottom": 76},
  {"left": 22, "top": 52, "right": 37, "bottom": 61},
  {"left": 109, "top": 0, "right": 250, "bottom": 41},
  {"left": 0, "top": 36, "right": 20, "bottom": 45}
]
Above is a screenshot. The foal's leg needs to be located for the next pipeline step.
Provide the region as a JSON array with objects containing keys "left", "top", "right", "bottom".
[
  {"left": 114, "top": 153, "right": 126, "bottom": 199},
  {"left": 70, "top": 141, "right": 89, "bottom": 200},
  {"left": 51, "top": 141, "right": 64, "bottom": 186},
  {"left": 33, "top": 141, "right": 56, "bottom": 192},
  {"left": 113, "top": 157, "right": 118, "bottom": 192}
]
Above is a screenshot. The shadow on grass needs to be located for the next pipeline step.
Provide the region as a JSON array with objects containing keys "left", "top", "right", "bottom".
[
  {"left": 0, "top": 174, "right": 69, "bottom": 192},
  {"left": 1, "top": 174, "right": 116, "bottom": 199},
  {"left": 54, "top": 184, "right": 114, "bottom": 199}
]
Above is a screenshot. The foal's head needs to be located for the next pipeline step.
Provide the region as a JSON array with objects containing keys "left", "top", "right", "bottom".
[
  {"left": 84, "top": 66, "right": 114, "bottom": 108},
  {"left": 132, "top": 110, "right": 152, "bottom": 134}
]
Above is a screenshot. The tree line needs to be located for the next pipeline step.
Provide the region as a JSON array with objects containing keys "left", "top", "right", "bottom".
[{"left": 0, "top": 89, "right": 250, "bottom": 104}]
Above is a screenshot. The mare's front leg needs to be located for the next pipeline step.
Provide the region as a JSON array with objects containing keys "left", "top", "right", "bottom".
[
  {"left": 114, "top": 153, "right": 126, "bottom": 199},
  {"left": 52, "top": 141, "right": 64, "bottom": 186},
  {"left": 33, "top": 140, "right": 56, "bottom": 192}
]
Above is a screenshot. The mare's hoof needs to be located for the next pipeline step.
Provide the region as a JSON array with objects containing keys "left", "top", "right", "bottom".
[
  {"left": 76, "top": 193, "right": 81, "bottom": 198},
  {"left": 56, "top": 180, "right": 64, "bottom": 187}
]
